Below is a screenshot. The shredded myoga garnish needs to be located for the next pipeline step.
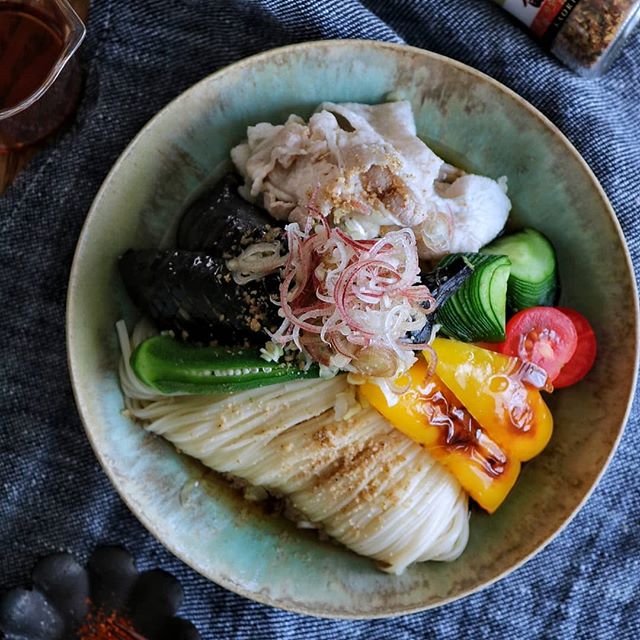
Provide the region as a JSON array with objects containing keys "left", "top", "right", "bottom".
[{"left": 268, "top": 212, "right": 436, "bottom": 378}]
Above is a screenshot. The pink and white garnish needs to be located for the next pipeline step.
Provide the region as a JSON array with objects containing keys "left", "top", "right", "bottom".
[{"left": 268, "top": 214, "right": 437, "bottom": 378}]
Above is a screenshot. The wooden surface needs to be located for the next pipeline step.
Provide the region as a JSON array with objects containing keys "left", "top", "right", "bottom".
[{"left": 0, "top": 0, "right": 90, "bottom": 194}]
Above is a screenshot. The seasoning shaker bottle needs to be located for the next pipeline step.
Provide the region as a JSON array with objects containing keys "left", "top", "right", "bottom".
[{"left": 493, "top": 0, "right": 640, "bottom": 77}]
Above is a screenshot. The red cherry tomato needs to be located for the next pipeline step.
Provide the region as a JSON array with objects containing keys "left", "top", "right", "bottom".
[
  {"left": 553, "top": 308, "right": 597, "bottom": 388},
  {"left": 501, "top": 307, "right": 578, "bottom": 382}
]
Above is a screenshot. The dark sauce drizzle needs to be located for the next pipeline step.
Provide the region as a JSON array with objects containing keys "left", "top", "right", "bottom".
[{"left": 419, "top": 382, "right": 508, "bottom": 478}]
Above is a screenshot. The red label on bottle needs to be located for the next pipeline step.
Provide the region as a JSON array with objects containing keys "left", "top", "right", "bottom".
[
  {"left": 499, "top": 0, "right": 582, "bottom": 44},
  {"left": 531, "top": 0, "right": 581, "bottom": 40},
  {"left": 531, "top": 0, "right": 564, "bottom": 36}
]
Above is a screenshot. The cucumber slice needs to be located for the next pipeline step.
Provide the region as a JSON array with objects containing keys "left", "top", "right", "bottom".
[
  {"left": 436, "top": 253, "right": 511, "bottom": 342},
  {"left": 460, "top": 263, "right": 496, "bottom": 338},
  {"left": 441, "top": 253, "right": 509, "bottom": 341},
  {"left": 437, "top": 295, "right": 476, "bottom": 342},
  {"left": 482, "top": 228, "right": 558, "bottom": 311},
  {"left": 488, "top": 263, "right": 511, "bottom": 331}
]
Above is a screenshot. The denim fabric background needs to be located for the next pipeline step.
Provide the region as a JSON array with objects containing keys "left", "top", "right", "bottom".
[{"left": 1, "top": 1, "right": 639, "bottom": 638}]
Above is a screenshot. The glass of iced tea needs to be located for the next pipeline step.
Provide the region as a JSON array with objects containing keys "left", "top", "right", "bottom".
[{"left": 0, "top": 0, "right": 85, "bottom": 152}]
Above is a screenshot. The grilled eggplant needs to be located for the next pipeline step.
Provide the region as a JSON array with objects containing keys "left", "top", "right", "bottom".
[
  {"left": 408, "top": 256, "right": 473, "bottom": 345},
  {"left": 119, "top": 249, "right": 281, "bottom": 345},
  {"left": 177, "top": 172, "right": 284, "bottom": 256}
]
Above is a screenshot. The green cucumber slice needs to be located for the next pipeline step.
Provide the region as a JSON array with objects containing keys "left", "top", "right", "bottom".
[
  {"left": 482, "top": 228, "right": 558, "bottom": 311},
  {"left": 438, "top": 296, "right": 475, "bottom": 342},
  {"left": 488, "top": 263, "right": 511, "bottom": 334},
  {"left": 131, "top": 335, "right": 319, "bottom": 395},
  {"left": 436, "top": 253, "right": 511, "bottom": 342},
  {"left": 460, "top": 264, "right": 495, "bottom": 337}
]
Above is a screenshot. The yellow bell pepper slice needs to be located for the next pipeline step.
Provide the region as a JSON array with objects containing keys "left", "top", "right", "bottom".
[
  {"left": 358, "top": 358, "right": 521, "bottom": 513},
  {"left": 430, "top": 338, "right": 553, "bottom": 461}
]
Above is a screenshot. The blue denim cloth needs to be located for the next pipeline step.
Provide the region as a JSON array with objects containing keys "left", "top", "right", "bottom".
[{"left": 1, "top": 1, "right": 639, "bottom": 638}]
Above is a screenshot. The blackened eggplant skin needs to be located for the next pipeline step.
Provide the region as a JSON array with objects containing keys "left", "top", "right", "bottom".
[
  {"left": 177, "top": 172, "right": 283, "bottom": 256},
  {"left": 408, "top": 256, "right": 473, "bottom": 345},
  {"left": 421, "top": 255, "right": 474, "bottom": 303},
  {"left": 119, "top": 249, "right": 281, "bottom": 345}
]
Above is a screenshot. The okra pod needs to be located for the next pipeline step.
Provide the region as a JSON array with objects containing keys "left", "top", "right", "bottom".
[{"left": 131, "top": 335, "right": 319, "bottom": 394}]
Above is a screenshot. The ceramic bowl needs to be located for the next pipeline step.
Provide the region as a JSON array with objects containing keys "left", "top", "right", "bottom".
[{"left": 67, "top": 40, "right": 639, "bottom": 618}]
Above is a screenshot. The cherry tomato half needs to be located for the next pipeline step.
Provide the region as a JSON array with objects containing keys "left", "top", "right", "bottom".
[
  {"left": 553, "top": 308, "right": 597, "bottom": 388},
  {"left": 501, "top": 307, "right": 577, "bottom": 382}
]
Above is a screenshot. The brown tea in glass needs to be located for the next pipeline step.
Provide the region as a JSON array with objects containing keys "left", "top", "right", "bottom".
[{"left": 0, "top": 0, "right": 85, "bottom": 152}]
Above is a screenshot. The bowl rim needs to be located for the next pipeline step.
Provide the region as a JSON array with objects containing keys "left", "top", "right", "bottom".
[{"left": 66, "top": 38, "right": 640, "bottom": 619}]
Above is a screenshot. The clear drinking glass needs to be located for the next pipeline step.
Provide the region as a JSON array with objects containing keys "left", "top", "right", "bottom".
[{"left": 0, "top": 0, "right": 86, "bottom": 152}]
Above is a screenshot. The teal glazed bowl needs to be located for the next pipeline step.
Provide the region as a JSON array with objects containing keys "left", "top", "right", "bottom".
[{"left": 67, "top": 41, "right": 639, "bottom": 618}]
